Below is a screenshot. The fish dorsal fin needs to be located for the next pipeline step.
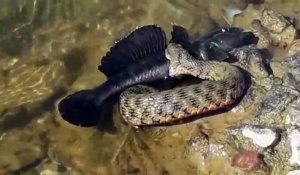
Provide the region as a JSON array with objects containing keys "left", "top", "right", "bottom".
[
  {"left": 98, "top": 25, "right": 167, "bottom": 78},
  {"left": 170, "top": 24, "right": 197, "bottom": 58},
  {"left": 170, "top": 25, "right": 192, "bottom": 51}
]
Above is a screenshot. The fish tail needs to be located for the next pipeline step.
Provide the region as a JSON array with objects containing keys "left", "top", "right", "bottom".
[{"left": 58, "top": 82, "right": 113, "bottom": 127}]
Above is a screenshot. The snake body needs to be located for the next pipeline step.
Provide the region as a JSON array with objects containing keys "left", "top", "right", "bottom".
[{"left": 120, "top": 43, "right": 245, "bottom": 126}]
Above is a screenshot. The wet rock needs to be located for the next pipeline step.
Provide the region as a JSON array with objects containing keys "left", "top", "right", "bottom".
[
  {"left": 285, "top": 98, "right": 300, "bottom": 126},
  {"left": 230, "top": 45, "right": 269, "bottom": 79},
  {"left": 270, "top": 53, "right": 300, "bottom": 93},
  {"left": 0, "top": 129, "right": 46, "bottom": 174},
  {"left": 241, "top": 125, "right": 279, "bottom": 148},
  {"left": 288, "top": 127, "right": 300, "bottom": 166},
  {"left": 287, "top": 170, "right": 300, "bottom": 175},
  {"left": 260, "top": 9, "right": 291, "bottom": 33},
  {"left": 186, "top": 130, "right": 209, "bottom": 155},
  {"left": 254, "top": 84, "right": 297, "bottom": 125},
  {"left": 208, "top": 143, "right": 228, "bottom": 157},
  {"left": 232, "top": 6, "right": 297, "bottom": 48},
  {"left": 287, "top": 40, "right": 300, "bottom": 57},
  {"left": 232, "top": 4, "right": 264, "bottom": 29},
  {"left": 262, "top": 133, "right": 290, "bottom": 174},
  {"left": 253, "top": 9, "right": 296, "bottom": 48},
  {"left": 282, "top": 73, "right": 300, "bottom": 93},
  {"left": 251, "top": 19, "right": 272, "bottom": 48},
  {"left": 35, "top": 158, "right": 69, "bottom": 175},
  {"left": 231, "top": 86, "right": 265, "bottom": 113},
  {"left": 284, "top": 53, "right": 300, "bottom": 83},
  {"left": 206, "top": 6, "right": 300, "bottom": 175},
  {"left": 230, "top": 150, "right": 264, "bottom": 171},
  {"left": 285, "top": 53, "right": 300, "bottom": 69}
]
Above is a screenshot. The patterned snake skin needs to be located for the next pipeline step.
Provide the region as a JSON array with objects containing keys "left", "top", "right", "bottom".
[{"left": 120, "top": 43, "right": 245, "bottom": 126}]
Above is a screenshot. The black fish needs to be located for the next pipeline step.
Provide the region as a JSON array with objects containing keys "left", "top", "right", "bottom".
[
  {"left": 58, "top": 25, "right": 171, "bottom": 127},
  {"left": 58, "top": 25, "right": 258, "bottom": 127},
  {"left": 191, "top": 27, "right": 258, "bottom": 60}
]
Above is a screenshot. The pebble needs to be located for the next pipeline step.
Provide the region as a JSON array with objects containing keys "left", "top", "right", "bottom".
[
  {"left": 288, "top": 127, "right": 300, "bottom": 166},
  {"left": 287, "top": 170, "right": 300, "bottom": 175},
  {"left": 241, "top": 125, "right": 278, "bottom": 148}
]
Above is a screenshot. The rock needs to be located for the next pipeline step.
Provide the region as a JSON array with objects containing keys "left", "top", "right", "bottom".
[
  {"left": 287, "top": 170, "right": 300, "bottom": 175},
  {"left": 287, "top": 40, "right": 300, "bottom": 57},
  {"left": 258, "top": 9, "right": 296, "bottom": 47},
  {"left": 233, "top": 7, "right": 297, "bottom": 48},
  {"left": 251, "top": 19, "right": 272, "bottom": 48},
  {"left": 36, "top": 158, "right": 69, "bottom": 175},
  {"left": 285, "top": 98, "right": 300, "bottom": 126},
  {"left": 241, "top": 125, "right": 279, "bottom": 148},
  {"left": 254, "top": 84, "right": 297, "bottom": 125},
  {"left": 208, "top": 143, "right": 228, "bottom": 157},
  {"left": 230, "top": 45, "right": 269, "bottom": 79},
  {"left": 285, "top": 53, "right": 300, "bottom": 69},
  {"left": 231, "top": 150, "right": 264, "bottom": 171},
  {"left": 231, "top": 86, "right": 265, "bottom": 113},
  {"left": 284, "top": 53, "right": 300, "bottom": 83},
  {"left": 260, "top": 9, "right": 291, "bottom": 33},
  {"left": 186, "top": 130, "right": 209, "bottom": 154},
  {"left": 269, "top": 25, "right": 297, "bottom": 47},
  {"left": 232, "top": 4, "right": 264, "bottom": 29},
  {"left": 288, "top": 127, "right": 300, "bottom": 166},
  {"left": 0, "top": 129, "right": 46, "bottom": 174}
]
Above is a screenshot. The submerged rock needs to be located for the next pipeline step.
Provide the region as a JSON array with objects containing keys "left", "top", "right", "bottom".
[
  {"left": 230, "top": 150, "right": 265, "bottom": 171},
  {"left": 241, "top": 125, "right": 279, "bottom": 148},
  {"left": 287, "top": 170, "right": 300, "bottom": 175},
  {"left": 0, "top": 59, "right": 67, "bottom": 115},
  {"left": 287, "top": 127, "right": 300, "bottom": 166},
  {"left": 232, "top": 6, "right": 297, "bottom": 48},
  {"left": 254, "top": 84, "right": 297, "bottom": 125},
  {"left": 209, "top": 5, "right": 300, "bottom": 174},
  {"left": 284, "top": 98, "right": 300, "bottom": 126}
]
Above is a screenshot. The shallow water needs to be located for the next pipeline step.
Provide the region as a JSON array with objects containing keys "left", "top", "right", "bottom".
[{"left": 0, "top": 0, "right": 298, "bottom": 174}]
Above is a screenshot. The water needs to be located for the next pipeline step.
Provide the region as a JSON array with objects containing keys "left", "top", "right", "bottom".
[{"left": 0, "top": 0, "right": 294, "bottom": 174}]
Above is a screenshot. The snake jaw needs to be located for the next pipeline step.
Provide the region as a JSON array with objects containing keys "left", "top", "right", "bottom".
[
  {"left": 166, "top": 44, "right": 180, "bottom": 77},
  {"left": 166, "top": 43, "right": 190, "bottom": 77}
]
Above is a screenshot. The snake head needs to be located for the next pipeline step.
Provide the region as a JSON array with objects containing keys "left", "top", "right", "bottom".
[
  {"left": 166, "top": 43, "right": 183, "bottom": 77},
  {"left": 166, "top": 43, "right": 182, "bottom": 61},
  {"left": 165, "top": 43, "right": 191, "bottom": 77}
]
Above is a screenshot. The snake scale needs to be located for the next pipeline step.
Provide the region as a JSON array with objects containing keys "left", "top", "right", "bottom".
[{"left": 120, "top": 43, "right": 245, "bottom": 126}]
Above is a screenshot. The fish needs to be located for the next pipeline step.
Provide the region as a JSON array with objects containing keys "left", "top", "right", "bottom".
[
  {"left": 191, "top": 27, "right": 258, "bottom": 61},
  {"left": 58, "top": 24, "right": 258, "bottom": 127},
  {"left": 58, "top": 25, "right": 172, "bottom": 127}
]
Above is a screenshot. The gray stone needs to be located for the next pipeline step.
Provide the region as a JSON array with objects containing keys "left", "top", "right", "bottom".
[
  {"left": 241, "top": 125, "right": 278, "bottom": 148},
  {"left": 288, "top": 127, "right": 300, "bottom": 166},
  {"left": 287, "top": 170, "right": 300, "bottom": 175},
  {"left": 285, "top": 98, "right": 300, "bottom": 126}
]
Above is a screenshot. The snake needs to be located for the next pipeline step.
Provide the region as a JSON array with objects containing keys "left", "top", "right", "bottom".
[{"left": 119, "top": 43, "right": 245, "bottom": 126}]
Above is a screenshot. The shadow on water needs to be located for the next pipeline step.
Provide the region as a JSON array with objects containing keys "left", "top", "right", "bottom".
[
  {"left": 62, "top": 47, "right": 87, "bottom": 83},
  {"left": 0, "top": 90, "right": 65, "bottom": 132},
  {"left": 95, "top": 100, "right": 118, "bottom": 134}
]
